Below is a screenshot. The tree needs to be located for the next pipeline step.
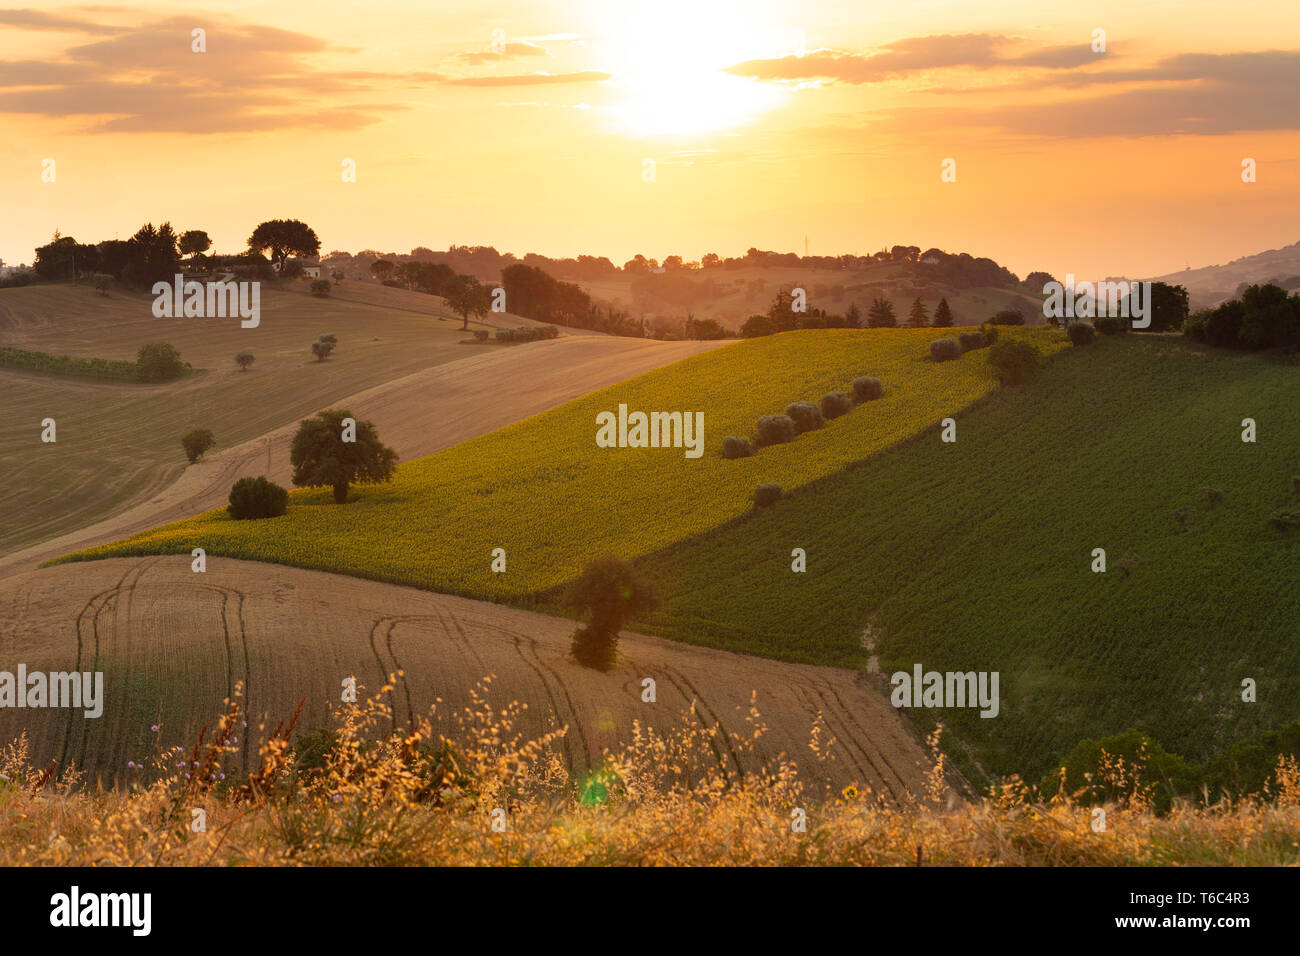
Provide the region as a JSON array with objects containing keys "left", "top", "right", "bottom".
[
  {"left": 247, "top": 219, "right": 321, "bottom": 275},
  {"left": 290, "top": 409, "right": 397, "bottom": 504},
  {"left": 845, "top": 302, "right": 862, "bottom": 328},
  {"left": 235, "top": 350, "right": 255, "bottom": 371},
  {"left": 369, "top": 259, "right": 395, "bottom": 282},
  {"left": 740, "top": 313, "right": 777, "bottom": 338},
  {"left": 1144, "top": 281, "right": 1190, "bottom": 334},
  {"left": 767, "top": 289, "right": 797, "bottom": 332},
  {"left": 310, "top": 279, "right": 331, "bottom": 296},
  {"left": 331, "top": 269, "right": 344, "bottom": 284},
  {"left": 1025, "top": 270, "right": 1056, "bottom": 291},
  {"left": 907, "top": 297, "right": 928, "bottom": 328},
  {"left": 394, "top": 261, "right": 423, "bottom": 289},
  {"left": 933, "top": 298, "right": 954, "bottom": 327},
  {"left": 137, "top": 342, "right": 185, "bottom": 381},
  {"left": 179, "top": 230, "right": 212, "bottom": 259},
  {"left": 565, "top": 556, "right": 655, "bottom": 671},
  {"left": 444, "top": 274, "right": 490, "bottom": 329},
  {"left": 867, "top": 297, "right": 897, "bottom": 328},
  {"left": 311, "top": 338, "right": 334, "bottom": 361},
  {"left": 93, "top": 273, "right": 112, "bottom": 295},
  {"left": 181, "top": 428, "right": 215, "bottom": 463}
]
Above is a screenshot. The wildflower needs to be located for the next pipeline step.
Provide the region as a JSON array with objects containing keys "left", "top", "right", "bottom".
[
  {"left": 127, "top": 761, "right": 136, "bottom": 769},
  {"left": 331, "top": 793, "right": 342, "bottom": 803},
  {"left": 151, "top": 725, "right": 159, "bottom": 732},
  {"left": 842, "top": 784, "right": 859, "bottom": 801}
]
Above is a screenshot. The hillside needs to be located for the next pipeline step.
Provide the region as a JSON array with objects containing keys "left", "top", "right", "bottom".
[
  {"left": 581, "top": 262, "right": 1045, "bottom": 332},
  {"left": 0, "top": 556, "right": 932, "bottom": 794},
  {"left": 56, "top": 328, "right": 1068, "bottom": 597},
  {"left": 0, "top": 282, "right": 705, "bottom": 562},
  {"left": 628, "top": 335, "right": 1300, "bottom": 781},
  {"left": 1147, "top": 240, "right": 1300, "bottom": 310}
]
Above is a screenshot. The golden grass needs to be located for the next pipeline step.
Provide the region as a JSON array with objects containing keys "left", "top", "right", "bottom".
[{"left": 2, "top": 681, "right": 1297, "bottom": 867}]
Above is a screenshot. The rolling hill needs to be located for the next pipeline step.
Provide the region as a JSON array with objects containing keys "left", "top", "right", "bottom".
[
  {"left": 627, "top": 335, "right": 1300, "bottom": 781},
  {"left": 0, "top": 556, "right": 933, "bottom": 795},
  {"left": 55, "top": 328, "right": 1067, "bottom": 597}
]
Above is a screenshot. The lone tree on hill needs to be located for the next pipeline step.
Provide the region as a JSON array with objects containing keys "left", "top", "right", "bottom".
[
  {"left": 444, "top": 274, "right": 491, "bottom": 329},
  {"left": 311, "top": 336, "right": 334, "bottom": 361},
  {"left": 933, "top": 298, "right": 954, "bottom": 327},
  {"left": 290, "top": 408, "right": 397, "bottom": 504},
  {"left": 566, "top": 556, "right": 655, "bottom": 671},
  {"left": 908, "top": 297, "right": 929, "bottom": 328},
  {"left": 235, "top": 350, "right": 255, "bottom": 371},
  {"left": 181, "top": 428, "right": 215, "bottom": 463},
  {"left": 247, "top": 219, "right": 320, "bottom": 275},
  {"left": 867, "top": 297, "right": 897, "bottom": 328}
]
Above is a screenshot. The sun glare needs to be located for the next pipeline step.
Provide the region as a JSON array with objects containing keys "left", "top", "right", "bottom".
[{"left": 586, "top": 0, "right": 792, "bottom": 138}]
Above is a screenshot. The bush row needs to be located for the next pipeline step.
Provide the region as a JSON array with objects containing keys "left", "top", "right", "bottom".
[
  {"left": 722, "top": 374, "right": 886, "bottom": 460},
  {"left": 0, "top": 345, "right": 183, "bottom": 382},
  {"left": 493, "top": 325, "right": 561, "bottom": 344}
]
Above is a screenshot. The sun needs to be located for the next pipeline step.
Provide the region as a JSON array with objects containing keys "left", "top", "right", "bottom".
[{"left": 584, "top": 0, "right": 792, "bottom": 138}]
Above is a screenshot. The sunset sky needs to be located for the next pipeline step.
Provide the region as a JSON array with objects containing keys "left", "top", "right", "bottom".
[{"left": 2, "top": 1, "right": 1298, "bottom": 279}]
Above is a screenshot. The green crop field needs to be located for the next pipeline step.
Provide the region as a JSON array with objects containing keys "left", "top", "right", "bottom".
[
  {"left": 627, "top": 335, "right": 1300, "bottom": 781},
  {"left": 54, "top": 328, "right": 1066, "bottom": 596}
]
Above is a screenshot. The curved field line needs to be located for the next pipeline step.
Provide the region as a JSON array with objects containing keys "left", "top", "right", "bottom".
[
  {"left": 810, "top": 676, "right": 913, "bottom": 801},
  {"left": 659, "top": 664, "right": 747, "bottom": 786}
]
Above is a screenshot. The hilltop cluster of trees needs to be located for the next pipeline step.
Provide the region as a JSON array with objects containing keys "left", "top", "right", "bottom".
[{"left": 29, "top": 219, "right": 323, "bottom": 290}]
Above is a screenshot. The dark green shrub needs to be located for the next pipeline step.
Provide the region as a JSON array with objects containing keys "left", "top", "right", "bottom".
[
  {"left": 1067, "top": 322, "right": 1096, "bottom": 346},
  {"left": 235, "top": 350, "right": 255, "bottom": 371},
  {"left": 754, "top": 483, "right": 783, "bottom": 508},
  {"left": 820, "top": 392, "right": 853, "bottom": 420},
  {"left": 930, "top": 337, "right": 961, "bottom": 362},
  {"left": 227, "top": 475, "right": 288, "bottom": 519},
  {"left": 1041, "top": 730, "right": 1202, "bottom": 814},
  {"left": 93, "top": 273, "right": 113, "bottom": 296},
  {"left": 311, "top": 339, "right": 334, "bottom": 361},
  {"left": 181, "top": 428, "right": 216, "bottom": 463},
  {"left": 852, "top": 376, "right": 883, "bottom": 402},
  {"left": 987, "top": 339, "right": 1041, "bottom": 385},
  {"left": 472, "top": 330, "right": 489, "bottom": 342},
  {"left": 784, "top": 401, "right": 825, "bottom": 433},
  {"left": 310, "top": 279, "right": 331, "bottom": 297},
  {"left": 721, "top": 435, "right": 755, "bottom": 459},
  {"left": 755, "top": 414, "right": 797, "bottom": 446},
  {"left": 989, "top": 308, "right": 1025, "bottom": 325},
  {"left": 136, "top": 342, "right": 185, "bottom": 381},
  {"left": 958, "top": 330, "right": 986, "bottom": 351},
  {"left": 1094, "top": 316, "right": 1126, "bottom": 335},
  {"left": 495, "top": 328, "right": 514, "bottom": 342},
  {"left": 980, "top": 324, "right": 999, "bottom": 346}
]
